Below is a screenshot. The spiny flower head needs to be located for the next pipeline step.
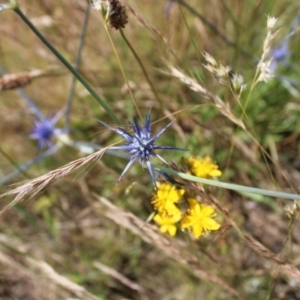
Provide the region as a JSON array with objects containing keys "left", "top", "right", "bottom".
[
  {"left": 183, "top": 156, "right": 222, "bottom": 178},
  {"left": 181, "top": 199, "right": 220, "bottom": 239},
  {"left": 99, "top": 114, "right": 187, "bottom": 185}
]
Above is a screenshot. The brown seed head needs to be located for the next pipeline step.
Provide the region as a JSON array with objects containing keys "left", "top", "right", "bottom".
[
  {"left": 0, "top": 73, "right": 31, "bottom": 90},
  {"left": 107, "top": 0, "right": 128, "bottom": 30}
]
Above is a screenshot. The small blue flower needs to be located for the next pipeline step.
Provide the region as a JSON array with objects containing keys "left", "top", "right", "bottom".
[
  {"left": 272, "top": 41, "right": 289, "bottom": 62},
  {"left": 99, "top": 113, "right": 187, "bottom": 184},
  {"left": 270, "top": 40, "right": 290, "bottom": 74},
  {"left": 30, "top": 109, "right": 65, "bottom": 149}
]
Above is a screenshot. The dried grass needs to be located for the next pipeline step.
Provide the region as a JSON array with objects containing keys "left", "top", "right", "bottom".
[
  {"left": 93, "top": 194, "right": 242, "bottom": 298},
  {"left": 0, "top": 234, "right": 97, "bottom": 300},
  {"left": 124, "top": 1, "right": 179, "bottom": 60},
  {"left": 169, "top": 66, "right": 246, "bottom": 129},
  {"left": 93, "top": 261, "right": 144, "bottom": 292},
  {"left": 199, "top": 190, "right": 300, "bottom": 285},
  {"left": 0, "top": 148, "right": 107, "bottom": 215},
  {"left": 0, "top": 67, "right": 63, "bottom": 90}
]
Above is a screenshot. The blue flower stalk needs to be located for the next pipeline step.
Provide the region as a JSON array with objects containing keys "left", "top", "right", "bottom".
[{"left": 99, "top": 114, "right": 187, "bottom": 185}]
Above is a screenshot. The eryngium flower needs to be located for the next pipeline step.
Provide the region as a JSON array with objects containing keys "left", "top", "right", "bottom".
[
  {"left": 99, "top": 114, "right": 187, "bottom": 184},
  {"left": 30, "top": 113, "right": 64, "bottom": 149}
]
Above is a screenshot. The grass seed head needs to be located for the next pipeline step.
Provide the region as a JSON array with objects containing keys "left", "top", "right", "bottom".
[{"left": 0, "top": 73, "right": 31, "bottom": 90}]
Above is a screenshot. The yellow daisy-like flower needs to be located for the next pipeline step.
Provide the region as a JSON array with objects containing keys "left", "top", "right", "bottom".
[
  {"left": 181, "top": 199, "right": 220, "bottom": 239},
  {"left": 154, "top": 211, "right": 182, "bottom": 236},
  {"left": 184, "top": 156, "right": 222, "bottom": 178},
  {"left": 152, "top": 181, "right": 185, "bottom": 214}
]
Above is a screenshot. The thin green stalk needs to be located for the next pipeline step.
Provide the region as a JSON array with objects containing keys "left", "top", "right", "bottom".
[
  {"left": 155, "top": 165, "right": 300, "bottom": 201},
  {"left": 174, "top": 0, "right": 253, "bottom": 59},
  {"left": 12, "top": 6, "right": 120, "bottom": 124},
  {"left": 0, "top": 147, "right": 30, "bottom": 180},
  {"left": 178, "top": 6, "right": 201, "bottom": 63},
  {"left": 266, "top": 218, "right": 296, "bottom": 300},
  {"left": 0, "top": 146, "right": 60, "bottom": 186},
  {"left": 240, "top": 70, "right": 259, "bottom": 118},
  {"left": 101, "top": 18, "right": 141, "bottom": 119},
  {"left": 65, "top": 0, "right": 91, "bottom": 131},
  {"left": 120, "top": 29, "right": 163, "bottom": 107}
]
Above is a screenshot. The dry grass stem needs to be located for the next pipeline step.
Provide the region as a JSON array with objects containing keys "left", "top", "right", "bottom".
[
  {"left": 124, "top": 2, "right": 179, "bottom": 60},
  {"left": 257, "top": 16, "right": 280, "bottom": 82},
  {"left": 206, "top": 194, "right": 300, "bottom": 284},
  {"left": 0, "top": 148, "right": 107, "bottom": 215},
  {"left": 169, "top": 66, "right": 246, "bottom": 129},
  {"left": 27, "top": 258, "right": 98, "bottom": 300},
  {"left": 242, "top": 234, "right": 300, "bottom": 281},
  {"left": 0, "top": 235, "right": 97, "bottom": 300},
  {"left": 93, "top": 261, "right": 144, "bottom": 292},
  {"left": 0, "top": 67, "right": 62, "bottom": 90}
]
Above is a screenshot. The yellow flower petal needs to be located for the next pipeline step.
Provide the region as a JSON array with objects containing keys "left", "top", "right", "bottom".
[
  {"left": 184, "top": 156, "right": 222, "bottom": 179},
  {"left": 153, "top": 211, "right": 182, "bottom": 237},
  {"left": 192, "top": 224, "right": 203, "bottom": 239},
  {"left": 167, "top": 225, "right": 177, "bottom": 236},
  {"left": 202, "top": 218, "right": 220, "bottom": 230},
  {"left": 153, "top": 214, "right": 164, "bottom": 225},
  {"left": 201, "top": 205, "right": 215, "bottom": 217},
  {"left": 160, "top": 225, "right": 169, "bottom": 233},
  {"left": 210, "top": 169, "right": 222, "bottom": 177},
  {"left": 181, "top": 216, "right": 192, "bottom": 229}
]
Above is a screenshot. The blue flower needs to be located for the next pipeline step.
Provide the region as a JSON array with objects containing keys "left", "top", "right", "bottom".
[
  {"left": 30, "top": 110, "right": 65, "bottom": 149},
  {"left": 99, "top": 113, "right": 187, "bottom": 184},
  {"left": 272, "top": 42, "right": 289, "bottom": 62},
  {"left": 269, "top": 40, "right": 290, "bottom": 74}
]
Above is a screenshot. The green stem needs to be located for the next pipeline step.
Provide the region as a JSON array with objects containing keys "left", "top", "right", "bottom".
[
  {"left": 155, "top": 165, "right": 300, "bottom": 201},
  {"left": 13, "top": 6, "right": 120, "bottom": 124},
  {"left": 174, "top": 0, "right": 253, "bottom": 59},
  {"left": 65, "top": 0, "right": 91, "bottom": 130},
  {"left": 0, "top": 147, "right": 30, "bottom": 179},
  {"left": 99, "top": 17, "right": 141, "bottom": 119},
  {"left": 120, "top": 29, "right": 162, "bottom": 106}
]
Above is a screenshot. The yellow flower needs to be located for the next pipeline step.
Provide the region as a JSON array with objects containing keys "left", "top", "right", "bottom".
[
  {"left": 184, "top": 156, "right": 222, "bottom": 178},
  {"left": 152, "top": 181, "right": 185, "bottom": 215},
  {"left": 154, "top": 211, "right": 182, "bottom": 236},
  {"left": 181, "top": 199, "right": 220, "bottom": 239}
]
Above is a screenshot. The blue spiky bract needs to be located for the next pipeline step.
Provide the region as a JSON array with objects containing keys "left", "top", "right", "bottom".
[{"left": 99, "top": 113, "right": 187, "bottom": 185}]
